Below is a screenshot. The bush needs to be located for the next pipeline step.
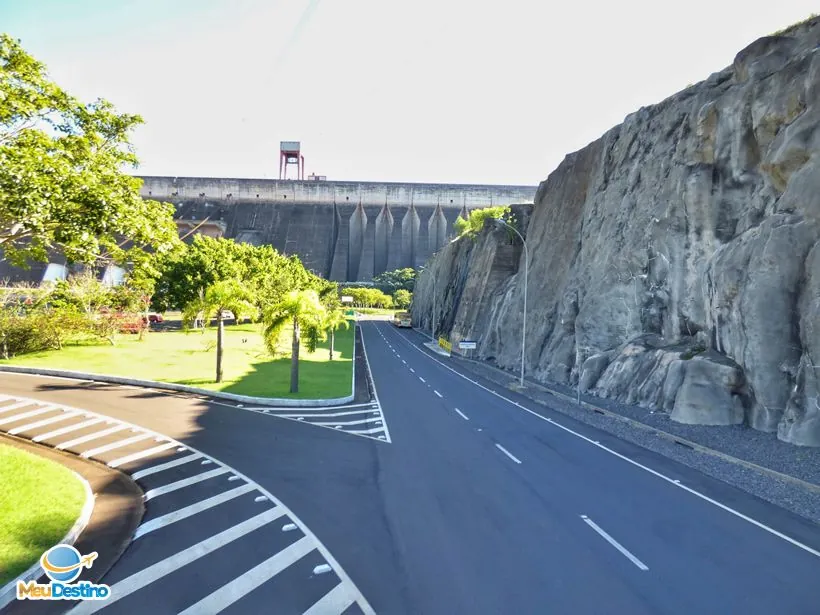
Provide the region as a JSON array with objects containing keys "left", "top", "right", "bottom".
[
  {"left": 453, "top": 205, "right": 513, "bottom": 238},
  {"left": 393, "top": 289, "right": 412, "bottom": 309}
]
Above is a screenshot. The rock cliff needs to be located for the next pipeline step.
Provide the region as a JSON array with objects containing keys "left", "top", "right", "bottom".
[{"left": 412, "top": 16, "right": 820, "bottom": 446}]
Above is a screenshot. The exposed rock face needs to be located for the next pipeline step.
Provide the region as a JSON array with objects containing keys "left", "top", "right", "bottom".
[{"left": 412, "top": 17, "right": 820, "bottom": 446}]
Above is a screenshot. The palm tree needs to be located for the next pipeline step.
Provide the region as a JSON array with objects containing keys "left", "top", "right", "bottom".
[
  {"left": 263, "top": 289, "right": 326, "bottom": 393},
  {"left": 323, "top": 308, "right": 350, "bottom": 360},
  {"left": 182, "top": 280, "right": 256, "bottom": 383}
]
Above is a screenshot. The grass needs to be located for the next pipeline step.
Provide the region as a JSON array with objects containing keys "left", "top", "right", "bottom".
[
  {"left": 351, "top": 307, "right": 396, "bottom": 315},
  {"left": 0, "top": 445, "right": 86, "bottom": 586},
  {"left": 0, "top": 322, "right": 355, "bottom": 399}
]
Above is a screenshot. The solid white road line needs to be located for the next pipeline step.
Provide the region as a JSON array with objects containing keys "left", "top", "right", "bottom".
[
  {"left": 55, "top": 423, "right": 129, "bottom": 450},
  {"left": 143, "top": 467, "right": 231, "bottom": 500},
  {"left": 176, "top": 536, "right": 315, "bottom": 615},
  {"left": 454, "top": 408, "right": 470, "bottom": 421},
  {"left": 8, "top": 410, "right": 79, "bottom": 435},
  {"left": 244, "top": 401, "right": 377, "bottom": 411},
  {"left": 358, "top": 324, "right": 392, "bottom": 445},
  {"left": 303, "top": 582, "right": 358, "bottom": 615},
  {"left": 314, "top": 418, "right": 380, "bottom": 427},
  {"left": 134, "top": 483, "right": 257, "bottom": 539},
  {"left": 348, "top": 426, "right": 389, "bottom": 435},
  {"left": 0, "top": 405, "right": 58, "bottom": 426},
  {"left": 70, "top": 508, "right": 287, "bottom": 615},
  {"left": 108, "top": 442, "right": 179, "bottom": 468},
  {"left": 581, "top": 515, "right": 649, "bottom": 571},
  {"left": 32, "top": 417, "right": 104, "bottom": 442},
  {"left": 434, "top": 390, "right": 443, "bottom": 398},
  {"left": 389, "top": 324, "right": 820, "bottom": 560},
  {"left": 81, "top": 433, "right": 155, "bottom": 458},
  {"left": 495, "top": 443, "right": 522, "bottom": 464},
  {"left": 0, "top": 400, "right": 36, "bottom": 414},
  {"left": 278, "top": 409, "right": 377, "bottom": 419},
  {"left": 131, "top": 453, "right": 202, "bottom": 480}
]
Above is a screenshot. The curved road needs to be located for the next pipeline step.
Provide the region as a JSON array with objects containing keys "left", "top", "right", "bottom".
[{"left": 2, "top": 320, "right": 820, "bottom": 614}]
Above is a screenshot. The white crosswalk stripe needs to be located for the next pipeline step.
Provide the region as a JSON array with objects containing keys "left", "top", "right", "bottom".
[
  {"left": 8, "top": 409, "right": 81, "bottom": 435},
  {"left": 32, "top": 417, "right": 104, "bottom": 442}
]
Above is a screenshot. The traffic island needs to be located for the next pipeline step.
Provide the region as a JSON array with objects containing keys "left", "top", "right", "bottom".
[{"left": 0, "top": 434, "right": 143, "bottom": 615}]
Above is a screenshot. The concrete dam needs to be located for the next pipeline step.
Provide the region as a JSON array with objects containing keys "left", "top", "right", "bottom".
[{"left": 141, "top": 176, "right": 537, "bottom": 281}]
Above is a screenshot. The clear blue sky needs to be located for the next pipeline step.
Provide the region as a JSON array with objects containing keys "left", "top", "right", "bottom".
[{"left": 1, "top": 0, "right": 816, "bottom": 185}]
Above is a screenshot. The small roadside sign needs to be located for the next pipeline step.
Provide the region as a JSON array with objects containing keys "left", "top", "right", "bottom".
[
  {"left": 459, "top": 340, "right": 477, "bottom": 350},
  {"left": 341, "top": 296, "right": 353, "bottom": 303}
]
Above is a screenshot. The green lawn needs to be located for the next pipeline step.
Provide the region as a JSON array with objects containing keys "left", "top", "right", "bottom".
[
  {"left": 0, "top": 322, "right": 355, "bottom": 399},
  {"left": 0, "top": 445, "right": 86, "bottom": 586}
]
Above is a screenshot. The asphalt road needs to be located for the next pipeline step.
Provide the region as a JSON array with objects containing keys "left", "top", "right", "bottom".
[{"left": 2, "top": 320, "right": 820, "bottom": 614}]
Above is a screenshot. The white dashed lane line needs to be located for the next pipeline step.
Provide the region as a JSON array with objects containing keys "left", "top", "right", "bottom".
[
  {"left": 581, "top": 515, "right": 649, "bottom": 571},
  {"left": 434, "top": 390, "right": 443, "bottom": 398},
  {"left": 454, "top": 408, "right": 470, "bottom": 421},
  {"left": 494, "top": 443, "right": 522, "bottom": 464},
  {"left": 0, "top": 393, "right": 376, "bottom": 615}
]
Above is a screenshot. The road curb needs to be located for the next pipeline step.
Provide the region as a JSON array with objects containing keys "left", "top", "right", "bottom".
[
  {"left": 445, "top": 354, "right": 820, "bottom": 496},
  {"left": 0, "top": 325, "right": 358, "bottom": 408},
  {"left": 0, "top": 435, "right": 142, "bottom": 614}
]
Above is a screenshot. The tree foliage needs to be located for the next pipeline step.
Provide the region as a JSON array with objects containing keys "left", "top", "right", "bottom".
[
  {"left": 342, "top": 287, "right": 393, "bottom": 308},
  {"left": 453, "top": 205, "right": 513, "bottom": 238},
  {"left": 392, "top": 288, "right": 412, "bottom": 309},
  {"left": 0, "top": 34, "right": 179, "bottom": 268},
  {"left": 372, "top": 267, "right": 416, "bottom": 293}
]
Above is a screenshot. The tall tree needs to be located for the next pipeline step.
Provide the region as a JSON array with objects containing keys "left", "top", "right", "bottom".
[
  {"left": 0, "top": 34, "right": 178, "bottom": 268},
  {"left": 182, "top": 280, "right": 255, "bottom": 383},
  {"left": 263, "top": 289, "right": 326, "bottom": 394}
]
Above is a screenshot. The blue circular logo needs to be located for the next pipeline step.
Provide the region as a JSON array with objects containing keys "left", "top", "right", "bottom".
[{"left": 41, "top": 545, "right": 82, "bottom": 583}]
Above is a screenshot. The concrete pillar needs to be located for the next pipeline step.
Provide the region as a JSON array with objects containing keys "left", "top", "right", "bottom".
[
  {"left": 401, "top": 205, "right": 420, "bottom": 268},
  {"left": 347, "top": 203, "right": 368, "bottom": 281},
  {"left": 374, "top": 204, "right": 394, "bottom": 276}
]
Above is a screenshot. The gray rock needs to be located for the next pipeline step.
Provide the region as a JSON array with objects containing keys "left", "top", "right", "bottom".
[{"left": 412, "top": 15, "right": 820, "bottom": 445}]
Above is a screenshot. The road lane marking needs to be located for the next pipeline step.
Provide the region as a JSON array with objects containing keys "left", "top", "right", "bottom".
[
  {"left": 402, "top": 360, "right": 407, "bottom": 364},
  {"left": 0, "top": 405, "right": 58, "bottom": 426},
  {"left": 315, "top": 417, "right": 381, "bottom": 426},
  {"left": 32, "top": 417, "right": 104, "bottom": 442},
  {"left": 70, "top": 508, "right": 288, "bottom": 615},
  {"left": 454, "top": 408, "right": 470, "bottom": 421},
  {"left": 495, "top": 443, "right": 522, "bottom": 464},
  {"left": 581, "top": 515, "right": 649, "bottom": 571},
  {"left": 108, "top": 442, "right": 180, "bottom": 468},
  {"left": 131, "top": 453, "right": 202, "bottom": 479},
  {"left": 278, "top": 409, "right": 378, "bottom": 418},
  {"left": 243, "top": 401, "right": 377, "bottom": 411},
  {"left": 386, "top": 324, "right": 820, "bottom": 560},
  {"left": 348, "top": 426, "right": 390, "bottom": 435},
  {"left": 304, "top": 582, "right": 357, "bottom": 615},
  {"left": 81, "top": 433, "right": 155, "bottom": 458},
  {"left": 358, "top": 325, "right": 392, "bottom": 444},
  {"left": 176, "top": 536, "right": 315, "bottom": 615},
  {"left": 134, "top": 483, "right": 257, "bottom": 539},
  {"left": 0, "top": 400, "right": 37, "bottom": 414},
  {"left": 8, "top": 410, "right": 80, "bottom": 435},
  {"left": 434, "top": 390, "right": 443, "bottom": 398},
  {"left": 419, "top": 377, "right": 426, "bottom": 383},
  {"left": 410, "top": 368, "right": 415, "bottom": 373},
  {"left": 55, "top": 423, "right": 129, "bottom": 449},
  {"left": 143, "top": 467, "right": 231, "bottom": 500}
]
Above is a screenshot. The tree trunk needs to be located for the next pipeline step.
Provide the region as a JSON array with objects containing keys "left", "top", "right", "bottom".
[
  {"left": 216, "top": 313, "right": 224, "bottom": 383},
  {"left": 290, "top": 317, "right": 300, "bottom": 393},
  {"left": 329, "top": 329, "right": 335, "bottom": 361}
]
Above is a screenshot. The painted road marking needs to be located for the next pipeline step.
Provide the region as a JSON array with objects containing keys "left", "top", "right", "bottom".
[
  {"left": 419, "top": 377, "right": 426, "bottom": 383},
  {"left": 81, "top": 433, "right": 155, "bottom": 458},
  {"left": 384, "top": 322, "right": 820, "bottom": 560},
  {"left": 55, "top": 423, "right": 129, "bottom": 450},
  {"left": 304, "top": 582, "right": 358, "bottom": 615},
  {"left": 313, "top": 563, "right": 332, "bottom": 575},
  {"left": 314, "top": 417, "right": 379, "bottom": 427},
  {"left": 402, "top": 360, "right": 407, "bottom": 364},
  {"left": 581, "top": 515, "right": 649, "bottom": 571},
  {"left": 131, "top": 453, "right": 202, "bottom": 480},
  {"left": 32, "top": 417, "right": 104, "bottom": 442},
  {"left": 278, "top": 409, "right": 378, "bottom": 418},
  {"left": 434, "top": 390, "right": 443, "bottom": 398},
  {"left": 0, "top": 400, "right": 37, "bottom": 414},
  {"left": 176, "top": 536, "right": 315, "bottom": 615},
  {"left": 70, "top": 508, "right": 288, "bottom": 615},
  {"left": 134, "top": 483, "right": 257, "bottom": 539},
  {"left": 282, "top": 523, "right": 297, "bottom": 532},
  {"left": 495, "top": 443, "right": 522, "bottom": 464},
  {"left": 7, "top": 409, "right": 80, "bottom": 435},
  {"left": 454, "top": 408, "right": 470, "bottom": 421},
  {"left": 143, "top": 467, "right": 231, "bottom": 500},
  {"left": 349, "top": 426, "right": 390, "bottom": 435},
  {"left": 358, "top": 324, "right": 393, "bottom": 445},
  {"left": 410, "top": 368, "right": 415, "bottom": 373},
  {"left": 108, "top": 442, "right": 179, "bottom": 468},
  {"left": 0, "top": 405, "right": 58, "bottom": 426}
]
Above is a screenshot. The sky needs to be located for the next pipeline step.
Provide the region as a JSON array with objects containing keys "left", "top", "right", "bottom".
[{"left": 1, "top": 0, "right": 817, "bottom": 186}]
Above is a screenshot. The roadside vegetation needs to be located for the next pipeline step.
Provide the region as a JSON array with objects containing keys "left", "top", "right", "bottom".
[
  {"left": 0, "top": 445, "right": 86, "bottom": 585},
  {"left": 453, "top": 205, "right": 513, "bottom": 238}
]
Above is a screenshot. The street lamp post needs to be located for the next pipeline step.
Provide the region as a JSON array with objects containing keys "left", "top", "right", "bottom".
[{"left": 494, "top": 218, "right": 529, "bottom": 388}]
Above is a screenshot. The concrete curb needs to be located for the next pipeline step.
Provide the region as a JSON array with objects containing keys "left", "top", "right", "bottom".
[
  {"left": 0, "top": 471, "right": 95, "bottom": 610},
  {"left": 449, "top": 354, "right": 820, "bottom": 496},
  {"left": 0, "top": 326, "right": 358, "bottom": 408}
]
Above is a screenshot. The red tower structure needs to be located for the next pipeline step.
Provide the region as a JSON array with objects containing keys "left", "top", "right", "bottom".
[{"left": 279, "top": 141, "right": 305, "bottom": 180}]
